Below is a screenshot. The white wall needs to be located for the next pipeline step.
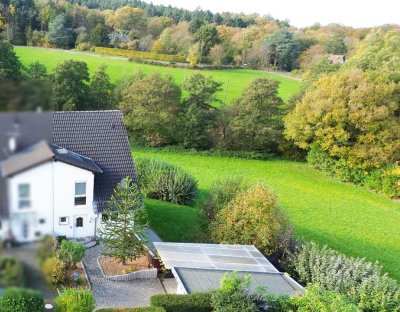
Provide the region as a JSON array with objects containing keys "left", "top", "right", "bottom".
[
  {"left": 7, "top": 160, "right": 98, "bottom": 242},
  {"left": 53, "top": 161, "right": 97, "bottom": 238},
  {"left": 8, "top": 161, "right": 54, "bottom": 242}
]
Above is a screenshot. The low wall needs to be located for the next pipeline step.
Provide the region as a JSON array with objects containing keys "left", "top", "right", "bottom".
[{"left": 97, "top": 257, "right": 158, "bottom": 281}]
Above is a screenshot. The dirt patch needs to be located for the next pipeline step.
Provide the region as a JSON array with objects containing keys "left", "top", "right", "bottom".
[
  {"left": 65, "top": 262, "right": 89, "bottom": 288},
  {"left": 99, "top": 255, "right": 152, "bottom": 276}
]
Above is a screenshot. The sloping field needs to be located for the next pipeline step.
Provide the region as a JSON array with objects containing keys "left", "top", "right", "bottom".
[{"left": 15, "top": 46, "right": 301, "bottom": 104}]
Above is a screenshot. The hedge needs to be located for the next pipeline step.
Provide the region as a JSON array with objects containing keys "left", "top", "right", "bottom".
[
  {"left": 95, "top": 47, "right": 186, "bottom": 63},
  {"left": 0, "top": 287, "right": 44, "bottom": 312},
  {"left": 97, "top": 308, "right": 166, "bottom": 312},
  {"left": 54, "top": 288, "right": 95, "bottom": 312},
  {"left": 150, "top": 293, "right": 212, "bottom": 312}
]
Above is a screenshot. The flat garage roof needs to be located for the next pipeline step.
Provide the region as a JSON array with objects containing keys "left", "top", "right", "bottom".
[
  {"left": 173, "top": 267, "right": 303, "bottom": 296},
  {"left": 153, "top": 242, "right": 279, "bottom": 273}
]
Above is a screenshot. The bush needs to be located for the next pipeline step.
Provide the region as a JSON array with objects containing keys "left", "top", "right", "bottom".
[
  {"left": 41, "top": 256, "right": 66, "bottom": 287},
  {"left": 0, "top": 257, "right": 25, "bottom": 287},
  {"left": 36, "top": 235, "right": 56, "bottom": 265},
  {"left": 0, "top": 287, "right": 44, "bottom": 312},
  {"left": 59, "top": 240, "right": 86, "bottom": 268},
  {"left": 290, "top": 242, "right": 400, "bottom": 311},
  {"left": 150, "top": 293, "right": 212, "bottom": 312},
  {"left": 54, "top": 288, "right": 95, "bottom": 312},
  {"left": 95, "top": 47, "right": 186, "bottom": 63},
  {"left": 136, "top": 157, "right": 198, "bottom": 205},
  {"left": 365, "top": 166, "right": 400, "bottom": 199},
  {"left": 211, "top": 182, "right": 290, "bottom": 255},
  {"left": 76, "top": 42, "right": 95, "bottom": 52},
  {"left": 97, "top": 308, "right": 166, "bottom": 312}
]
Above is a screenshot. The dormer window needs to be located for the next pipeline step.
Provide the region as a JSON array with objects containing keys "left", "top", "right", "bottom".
[
  {"left": 18, "top": 184, "right": 31, "bottom": 209},
  {"left": 74, "top": 182, "right": 87, "bottom": 206}
]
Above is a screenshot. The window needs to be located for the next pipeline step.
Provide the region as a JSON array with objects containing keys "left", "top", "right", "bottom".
[
  {"left": 18, "top": 184, "right": 31, "bottom": 209},
  {"left": 39, "top": 218, "right": 45, "bottom": 224},
  {"left": 59, "top": 217, "right": 69, "bottom": 225},
  {"left": 22, "top": 221, "right": 29, "bottom": 239},
  {"left": 74, "top": 182, "right": 86, "bottom": 206},
  {"left": 76, "top": 217, "right": 83, "bottom": 228}
]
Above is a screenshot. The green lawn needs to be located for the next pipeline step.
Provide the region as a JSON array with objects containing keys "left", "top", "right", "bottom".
[
  {"left": 134, "top": 148, "right": 400, "bottom": 281},
  {"left": 14, "top": 46, "right": 301, "bottom": 104}
]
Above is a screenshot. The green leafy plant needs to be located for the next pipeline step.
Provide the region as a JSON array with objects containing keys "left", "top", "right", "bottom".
[
  {"left": 41, "top": 256, "right": 66, "bottom": 287},
  {"left": 0, "top": 287, "right": 44, "bottom": 312},
  {"left": 0, "top": 257, "right": 25, "bottom": 287},
  {"left": 54, "top": 288, "right": 95, "bottom": 312},
  {"left": 151, "top": 293, "right": 212, "bottom": 312},
  {"left": 59, "top": 240, "right": 86, "bottom": 268}
]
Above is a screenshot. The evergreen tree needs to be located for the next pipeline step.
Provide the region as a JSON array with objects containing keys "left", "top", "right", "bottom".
[
  {"left": 0, "top": 40, "right": 23, "bottom": 81},
  {"left": 47, "top": 14, "right": 71, "bottom": 48},
  {"left": 99, "top": 177, "right": 147, "bottom": 265},
  {"left": 89, "top": 64, "right": 114, "bottom": 110}
]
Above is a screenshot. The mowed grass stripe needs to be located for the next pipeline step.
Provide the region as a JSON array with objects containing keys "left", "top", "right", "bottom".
[
  {"left": 134, "top": 148, "right": 400, "bottom": 281},
  {"left": 14, "top": 46, "right": 301, "bottom": 104}
]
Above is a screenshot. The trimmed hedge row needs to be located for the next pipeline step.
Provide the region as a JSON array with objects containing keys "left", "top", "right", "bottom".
[
  {"left": 0, "top": 287, "right": 44, "bottom": 312},
  {"left": 150, "top": 293, "right": 212, "bottom": 312},
  {"left": 97, "top": 308, "right": 166, "bottom": 312},
  {"left": 95, "top": 47, "right": 186, "bottom": 63}
]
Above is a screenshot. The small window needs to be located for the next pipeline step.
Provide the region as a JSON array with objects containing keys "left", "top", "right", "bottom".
[
  {"left": 59, "top": 217, "right": 69, "bottom": 225},
  {"left": 35, "top": 231, "right": 41, "bottom": 237},
  {"left": 76, "top": 217, "right": 83, "bottom": 228},
  {"left": 74, "top": 182, "right": 87, "bottom": 206},
  {"left": 22, "top": 221, "right": 29, "bottom": 239},
  {"left": 18, "top": 184, "right": 31, "bottom": 209},
  {"left": 39, "top": 218, "right": 45, "bottom": 224}
]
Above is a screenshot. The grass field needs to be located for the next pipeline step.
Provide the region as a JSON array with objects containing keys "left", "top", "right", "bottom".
[
  {"left": 14, "top": 46, "right": 301, "bottom": 104},
  {"left": 135, "top": 149, "right": 400, "bottom": 280}
]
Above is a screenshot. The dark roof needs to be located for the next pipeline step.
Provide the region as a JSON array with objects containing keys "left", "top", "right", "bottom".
[
  {"left": 0, "top": 110, "right": 136, "bottom": 217},
  {"left": 174, "top": 267, "right": 303, "bottom": 296}
]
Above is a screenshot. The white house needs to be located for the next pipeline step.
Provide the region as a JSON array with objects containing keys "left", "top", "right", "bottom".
[{"left": 0, "top": 111, "right": 137, "bottom": 243}]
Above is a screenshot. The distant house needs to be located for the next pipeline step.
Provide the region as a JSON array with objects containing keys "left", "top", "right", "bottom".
[
  {"left": 328, "top": 54, "right": 346, "bottom": 64},
  {"left": 154, "top": 242, "right": 303, "bottom": 296},
  {"left": 0, "top": 111, "right": 137, "bottom": 243}
]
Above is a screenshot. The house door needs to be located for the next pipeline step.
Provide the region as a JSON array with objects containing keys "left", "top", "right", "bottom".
[{"left": 73, "top": 215, "right": 85, "bottom": 238}]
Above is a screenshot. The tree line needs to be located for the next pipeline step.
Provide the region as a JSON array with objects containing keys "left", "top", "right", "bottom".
[{"left": 0, "top": 0, "right": 372, "bottom": 71}]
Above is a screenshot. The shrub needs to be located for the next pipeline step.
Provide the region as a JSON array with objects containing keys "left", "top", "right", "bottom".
[
  {"left": 365, "top": 166, "right": 400, "bottom": 199},
  {"left": 55, "top": 288, "right": 95, "bottom": 312},
  {"left": 0, "top": 257, "right": 25, "bottom": 287},
  {"left": 0, "top": 287, "right": 44, "bottom": 312},
  {"left": 291, "top": 284, "right": 358, "bottom": 312},
  {"left": 97, "top": 308, "right": 166, "bottom": 312},
  {"left": 136, "top": 157, "right": 198, "bottom": 205},
  {"left": 95, "top": 47, "right": 186, "bottom": 63},
  {"left": 211, "top": 272, "right": 260, "bottom": 312},
  {"left": 41, "top": 256, "right": 66, "bottom": 287},
  {"left": 36, "top": 235, "right": 56, "bottom": 265},
  {"left": 290, "top": 242, "right": 400, "bottom": 311},
  {"left": 59, "top": 240, "right": 86, "bottom": 268},
  {"left": 150, "top": 293, "right": 212, "bottom": 312},
  {"left": 76, "top": 42, "right": 95, "bottom": 52},
  {"left": 211, "top": 182, "right": 290, "bottom": 255}
]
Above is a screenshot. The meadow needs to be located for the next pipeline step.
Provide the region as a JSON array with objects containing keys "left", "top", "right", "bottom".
[
  {"left": 135, "top": 148, "right": 400, "bottom": 281},
  {"left": 14, "top": 46, "right": 301, "bottom": 104}
]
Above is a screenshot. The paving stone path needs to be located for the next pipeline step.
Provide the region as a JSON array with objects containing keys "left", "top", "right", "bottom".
[{"left": 83, "top": 244, "right": 176, "bottom": 309}]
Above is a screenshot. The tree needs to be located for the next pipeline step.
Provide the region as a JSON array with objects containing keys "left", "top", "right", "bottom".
[
  {"left": 208, "top": 44, "right": 225, "bottom": 66},
  {"left": 88, "top": 64, "right": 114, "bottom": 110},
  {"left": 89, "top": 24, "right": 109, "bottom": 46},
  {"left": 112, "top": 6, "right": 146, "bottom": 39},
  {"left": 24, "top": 61, "right": 48, "bottom": 80},
  {"left": 326, "top": 32, "right": 347, "bottom": 54},
  {"left": 0, "top": 40, "right": 23, "bottom": 81},
  {"left": 284, "top": 69, "right": 400, "bottom": 170},
  {"left": 187, "top": 43, "right": 200, "bottom": 67},
  {"left": 264, "top": 29, "right": 301, "bottom": 71},
  {"left": 194, "top": 24, "right": 220, "bottom": 56},
  {"left": 180, "top": 73, "right": 222, "bottom": 148},
  {"left": 47, "top": 14, "right": 71, "bottom": 48},
  {"left": 226, "top": 78, "right": 284, "bottom": 153},
  {"left": 118, "top": 72, "right": 181, "bottom": 147},
  {"left": 212, "top": 183, "right": 289, "bottom": 255},
  {"left": 52, "top": 60, "right": 90, "bottom": 111},
  {"left": 211, "top": 272, "right": 260, "bottom": 312},
  {"left": 59, "top": 240, "right": 85, "bottom": 269},
  {"left": 99, "top": 177, "right": 147, "bottom": 265}
]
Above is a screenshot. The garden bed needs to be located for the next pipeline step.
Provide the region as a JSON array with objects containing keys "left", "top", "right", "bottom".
[
  {"left": 99, "top": 256, "right": 151, "bottom": 276},
  {"left": 64, "top": 262, "right": 90, "bottom": 288}
]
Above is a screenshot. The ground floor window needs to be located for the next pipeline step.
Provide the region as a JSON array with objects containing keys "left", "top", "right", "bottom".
[
  {"left": 59, "top": 217, "right": 69, "bottom": 225},
  {"left": 76, "top": 217, "right": 83, "bottom": 227}
]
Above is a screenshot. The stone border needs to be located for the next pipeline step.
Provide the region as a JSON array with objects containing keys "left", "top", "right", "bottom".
[
  {"left": 80, "top": 260, "right": 92, "bottom": 290},
  {"left": 97, "top": 256, "right": 157, "bottom": 281}
]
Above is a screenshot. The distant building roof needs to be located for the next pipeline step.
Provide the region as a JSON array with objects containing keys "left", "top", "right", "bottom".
[
  {"left": 173, "top": 267, "right": 303, "bottom": 296},
  {"left": 153, "top": 242, "right": 304, "bottom": 296},
  {"left": 328, "top": 54, "right": 345, "bottom": 64}
]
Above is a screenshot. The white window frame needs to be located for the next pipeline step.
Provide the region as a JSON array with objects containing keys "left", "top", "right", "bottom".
[
  {"left": 18, "top": 183, "right": 31, "bottom": 209},
  {"left": 59, "top": 217, "right": 69, "bottom": 225},
  {"left": 74, "top": 181, "right": 87, "bottom": 206}
]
